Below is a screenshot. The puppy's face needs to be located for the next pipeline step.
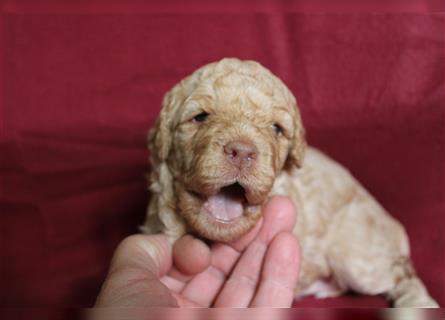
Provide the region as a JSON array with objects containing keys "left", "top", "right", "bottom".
[{"left": 150, "top": 59, "right": 305, "bottom": 242}]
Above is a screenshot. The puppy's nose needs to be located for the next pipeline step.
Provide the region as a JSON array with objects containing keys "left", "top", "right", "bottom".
[{"left": 224, "top": 141, "right": 258, "bottom": 168}]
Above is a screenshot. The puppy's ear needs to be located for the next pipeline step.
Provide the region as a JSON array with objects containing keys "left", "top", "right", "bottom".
[
  {"left": 284, "top": 106, "right": 306, "bottom": 171},
  {"left": 148, "top": 85, "right": 184, "bottom": 163},
  {"left": 149, "top": 65, "right": 209, "bottom": 163}
]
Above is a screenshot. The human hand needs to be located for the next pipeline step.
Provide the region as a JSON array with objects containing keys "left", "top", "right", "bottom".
[{"left": 94, "top": 196, "right": 300, "bottom": 308}]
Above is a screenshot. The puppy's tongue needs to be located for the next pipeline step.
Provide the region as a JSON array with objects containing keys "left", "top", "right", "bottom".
[{"left": 203, "top": 186, "right": 245, "bottom": 222}]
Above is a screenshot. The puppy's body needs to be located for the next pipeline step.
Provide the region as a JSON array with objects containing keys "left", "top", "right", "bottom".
[
  {"left": 273, "top": 147, "right": 430, "bottom": 306},
  {"left": 142, "top": 58, "right": 438, "bottom": 307}
]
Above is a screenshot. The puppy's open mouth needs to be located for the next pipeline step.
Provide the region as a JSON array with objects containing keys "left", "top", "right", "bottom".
[
  {"left": 185, "top": 181, "right": 265, "bottom": 241},
  {"left": 202, "top": 183, "right": 247, "bottom": 223}
]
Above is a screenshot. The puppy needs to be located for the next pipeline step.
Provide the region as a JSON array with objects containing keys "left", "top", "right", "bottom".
[{"left": 141, "top": 58, "right": 438, "bottom": 307}]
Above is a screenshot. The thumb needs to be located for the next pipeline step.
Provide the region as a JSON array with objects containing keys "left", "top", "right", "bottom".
[
  {"left": 95, "top": 234, "right": 177, "bottom": 307},
  {"left": 109, "top": 234, "right": 173, "bottom": 277}
]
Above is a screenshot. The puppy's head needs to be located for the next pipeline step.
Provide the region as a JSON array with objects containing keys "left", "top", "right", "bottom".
[{"left": 149, "top": 58, "right": 305, "bottom": 242}]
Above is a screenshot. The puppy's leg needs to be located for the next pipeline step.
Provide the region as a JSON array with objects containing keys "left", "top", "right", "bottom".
[
  {"left": 387, "top": 258, "right": 439, "bottom": 307},
  {"left": 326, "top": 191, "right": 438, "bottom": 307}
]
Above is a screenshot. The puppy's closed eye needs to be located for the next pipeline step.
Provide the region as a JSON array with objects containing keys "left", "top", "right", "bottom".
[
  {"left": 273, "top": 123, "right": 285, "bottom": 136},
  {"left": 193, "top": 112, "right": 209, "bottom": 123}
]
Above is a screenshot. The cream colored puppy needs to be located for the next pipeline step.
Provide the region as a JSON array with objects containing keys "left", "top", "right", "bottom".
[{"left": 142, "top": 58, "right": 438, "bottom": 307}]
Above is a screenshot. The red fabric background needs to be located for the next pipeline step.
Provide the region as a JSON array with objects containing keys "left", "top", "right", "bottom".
[{"left": 1, "top": 0, "right": 444, "bottom": 307}]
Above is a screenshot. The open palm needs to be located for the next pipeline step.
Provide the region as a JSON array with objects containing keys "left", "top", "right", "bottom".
[{"left": 95, "top": 196, "right": 300, "bottom": 308}]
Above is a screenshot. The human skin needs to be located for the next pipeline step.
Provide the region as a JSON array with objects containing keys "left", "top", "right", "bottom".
[{"left": 94, "top": 196, "right": 300, "bottom": 308}]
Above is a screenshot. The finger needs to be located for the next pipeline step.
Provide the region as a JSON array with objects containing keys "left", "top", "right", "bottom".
[
  {"left": 178, "top": 244, "right": 240, "bottom": 306},
  {"left": 179, "top": 196, "right": 296, "bottom": 307},
  {"left": 171, "top": 292, "right": 202, "bottom": 307},
  {"left": 256, "top": 196, "right": 296, "bottom": 243},
  {"left": 160, "top": 275, "right": 186, "bottom": 293},
  {"left": 250, "top": 232, "right": 300, "bottom": 307},
  {"left": 213, "top": 196, "right": 297, "bottom": 307},
  {"left": 161, "top": 235, "right": 212, "bottom": 292},
  {"left": 226, "top": 216, "right": 264, "bottom": 252},
  {"left": 173, "top": 235, "right": 211, "bottom": 275},
  {"left": 228, "top": 196, "right": 296, "bottom": 252},
  {"left": 176, "top": 217, "right": 264, "bottom": 307},
  {"left": 212, "top": 238, "right": 267, "bottom": 307}
]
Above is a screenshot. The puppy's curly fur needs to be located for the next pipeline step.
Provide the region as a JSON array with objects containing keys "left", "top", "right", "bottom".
[{"left": 142, "top": 58, "right": 438, "bottom": 307}]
